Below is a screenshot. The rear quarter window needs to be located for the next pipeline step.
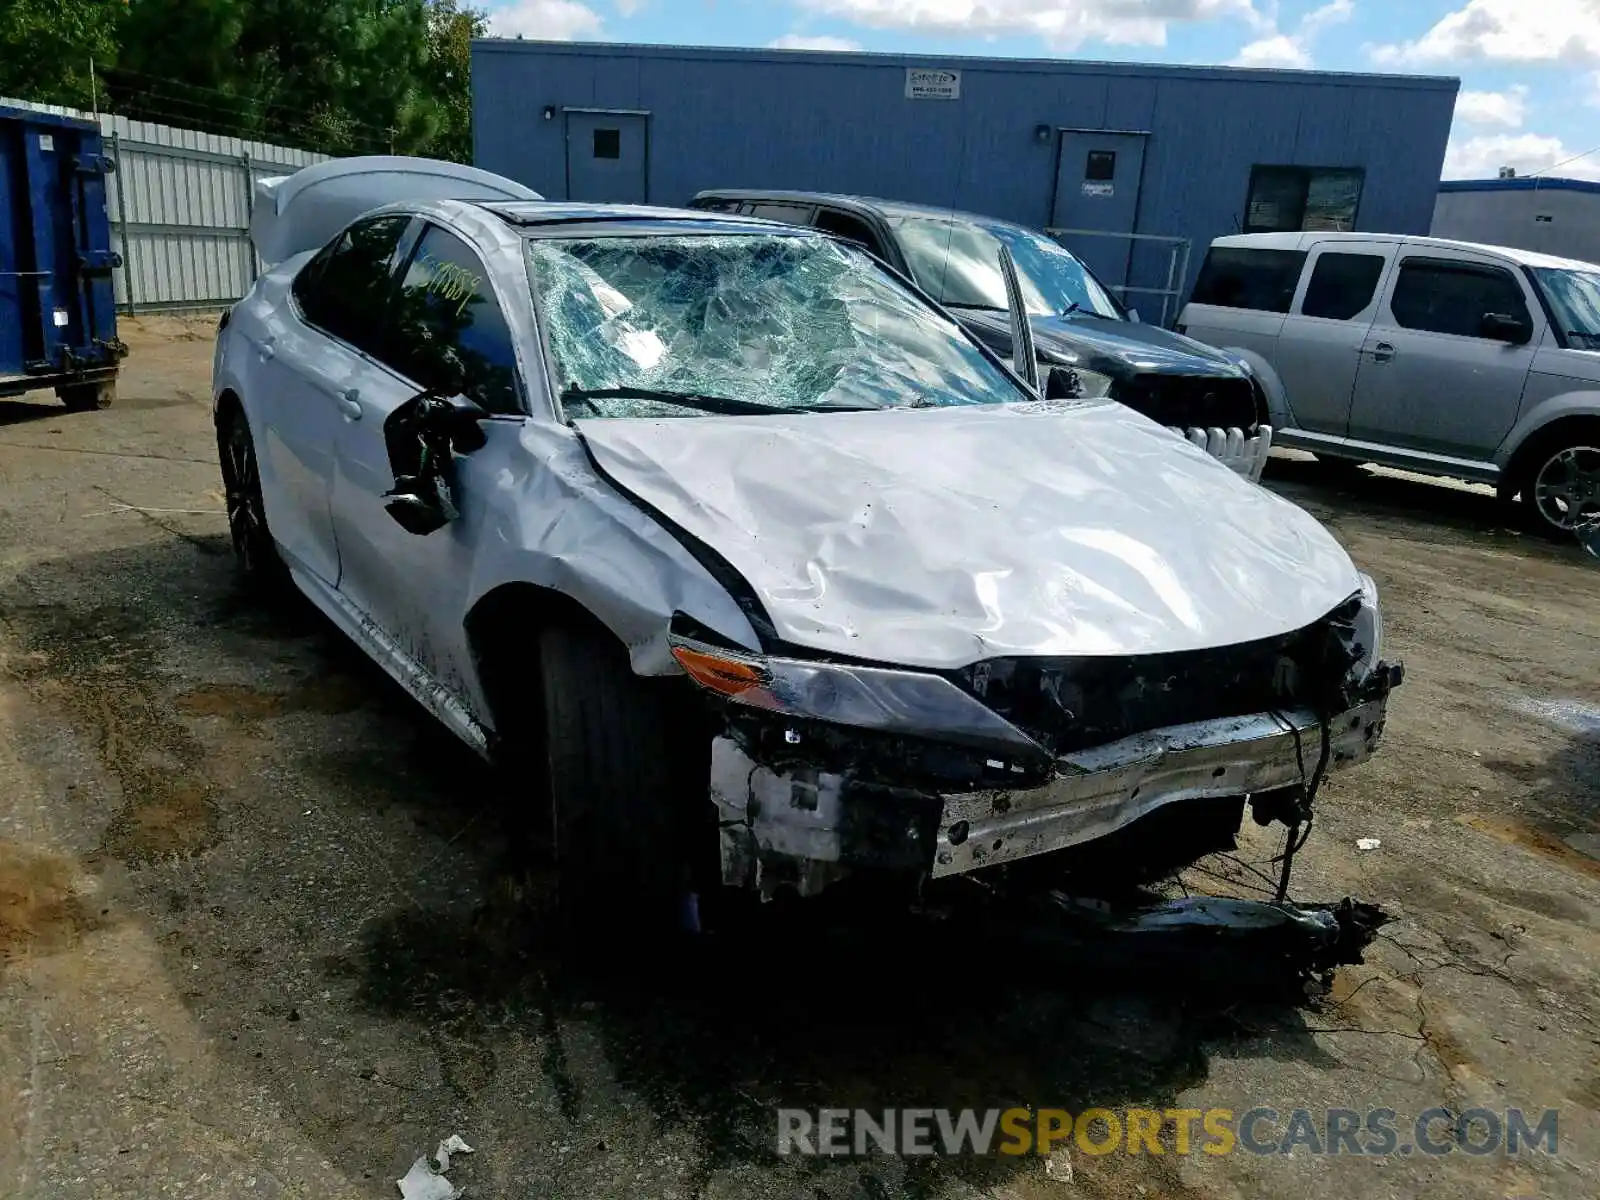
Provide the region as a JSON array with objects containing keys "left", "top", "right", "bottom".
[{"left": 1191, "top": 247, "right": 1308, "bottom": 314}]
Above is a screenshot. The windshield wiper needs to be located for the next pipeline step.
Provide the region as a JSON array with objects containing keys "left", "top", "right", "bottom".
[
  {"left": 561, "top": 385, "right": 871, "bottom": 417},
  {"left": 1059, "top": 301, "right": 1083, "bottom": 317},
  {"left": 943, "top": 302, "right": 1009, "bottom": 313}
]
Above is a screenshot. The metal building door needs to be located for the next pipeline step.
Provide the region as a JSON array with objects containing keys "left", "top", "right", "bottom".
[
  {"left": 565, "top": 111, "right": 648, "bottom": 204},
  {"left": 1049, "top": 131, "right": 1147, "bottom": 290}
]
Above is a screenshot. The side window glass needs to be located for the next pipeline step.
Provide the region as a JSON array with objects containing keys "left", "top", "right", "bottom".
[
  {"left": 1190, "top": 247, "right": 1307, "bottom": 313},
  {"left": 813, "top": 209, "right": 886, "bottom": 258},
  {"left": 387, "top": 226, "right": 520, "bottom": 413},
  {"left": 1301, "top": 252, "right": 1386, "bottom": 320},
  {"left": 749, "top": 203, "right": 815, "bottom": 226},
  {"left": 1390, "top": 258, "right": 1530, "bottom": 339},
  {"left": 292, "top": 215, "right": 410, "bottom": 353}
]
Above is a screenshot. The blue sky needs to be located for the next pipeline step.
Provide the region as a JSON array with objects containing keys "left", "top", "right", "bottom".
[{"left": 482, "top": 1, "right": 1600, "bottom": 180}]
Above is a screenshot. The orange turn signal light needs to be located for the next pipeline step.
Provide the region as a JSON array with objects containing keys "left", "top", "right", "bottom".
[{"left": 670, "top": 643, "right": 770, "bottom": 699}]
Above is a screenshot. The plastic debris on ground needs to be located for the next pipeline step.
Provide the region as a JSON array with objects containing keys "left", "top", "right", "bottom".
[
  {"left": 1356, "top": 838, "right": 1382, "bottom": 851},
  {"left": 397, "top": 1134, "right": 474, "bottom": 1200},
  {"left": 1044, "top": 1145, "right": 1075, "bottom": 1183}
]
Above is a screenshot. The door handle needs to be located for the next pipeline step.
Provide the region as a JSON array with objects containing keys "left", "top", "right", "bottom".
[
  {"left": 337, "top": 389, "right": 363, "bottom": 421},
  {"left": 258, "top": 336, "right": 276, "bottom": 362},
  {"left": 1369, "top": 342, "right": 1395, "bottom": 363}
]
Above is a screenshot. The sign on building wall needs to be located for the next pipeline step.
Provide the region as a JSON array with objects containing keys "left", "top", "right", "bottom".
[{"left": 905, "top": 68, "right": 961, "bottom": 101}]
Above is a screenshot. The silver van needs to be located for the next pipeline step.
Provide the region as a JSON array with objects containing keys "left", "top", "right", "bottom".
[{"left": 1178, "top": 231, "right": 1600, "bottom": 536}]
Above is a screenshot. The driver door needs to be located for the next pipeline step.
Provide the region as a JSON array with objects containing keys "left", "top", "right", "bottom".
[
  {"left": 328, "top": 222, "right": 526, "bottom": 710},
  {"left": 1346, "top": 253, "right": 1541, "bottom": 460}
]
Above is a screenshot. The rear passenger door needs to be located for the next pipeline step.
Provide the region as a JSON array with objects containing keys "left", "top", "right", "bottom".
[
  {"left": 1272, "top": 243, "right": 1393, "bottom": 435},
  {"left": 268, "top": 213, "right": 415, "bottom": 585},
  {"left": 1347, "top": 252, "right": 1541, "bottom": 460}
]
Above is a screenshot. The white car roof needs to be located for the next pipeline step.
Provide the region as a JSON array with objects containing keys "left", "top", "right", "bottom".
[{"left": 1207, "top": 230, "right": 1598, "bottom": 272}]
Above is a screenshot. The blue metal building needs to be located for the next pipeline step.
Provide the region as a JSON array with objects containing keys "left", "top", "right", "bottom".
[{"left": 472, "top": 40, "right": 1457, "bottom": 313}]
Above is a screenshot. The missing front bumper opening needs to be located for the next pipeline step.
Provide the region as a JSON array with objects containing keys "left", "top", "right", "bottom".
[{"left": 710, "top": 693, "right": 1391, "bottom": 898}]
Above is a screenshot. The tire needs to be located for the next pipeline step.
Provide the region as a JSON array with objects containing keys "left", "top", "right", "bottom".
[
  {"left": 538, "top": 621, "right": 708, "bottom": 930},
  {"left": 58, "top": 379, "right": 115, "bottom": 411},
  {"left": 1513, "top": 425, "right": 1600, "bottom": 540},
  {"left": 216, "top": 402, "right": 285, "bottom": 588}
]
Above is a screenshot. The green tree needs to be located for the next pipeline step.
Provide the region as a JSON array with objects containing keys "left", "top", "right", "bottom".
[
  {"left": 0, "top": 0, "right": 125, "bottom": 111},
  {"left": 3, "top": 0, "right": 483, "bottom": 162},
  {"left": 422, "top": 0, "right": 487, "bottom": 163}
]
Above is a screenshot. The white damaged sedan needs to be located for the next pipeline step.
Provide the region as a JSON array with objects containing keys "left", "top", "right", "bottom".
[{"left": 216, "top": 159, "right": 1401, "bottom": 920}]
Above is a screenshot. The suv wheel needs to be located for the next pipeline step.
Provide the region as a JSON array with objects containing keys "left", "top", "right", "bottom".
[
  {"left": 1520, "top": 430, "right": 1600, "bottom": 538},
  {"left": 538, "top": 621, "right": 708, "bottom": 930},
  {"left": 217, "top": 403, "right": 284, "bottom": 586}
]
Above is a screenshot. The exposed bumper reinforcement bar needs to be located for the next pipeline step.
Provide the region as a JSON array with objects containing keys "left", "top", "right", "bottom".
[
  {"left": 934, "top": 700, "right": 1386, "bottom": 877},
  {"left": 711, "top": 696, "right": 1388, "bottom": 895}
]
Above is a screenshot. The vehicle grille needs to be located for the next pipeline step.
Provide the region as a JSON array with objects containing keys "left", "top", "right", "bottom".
[
  {"left": 953, "top": 604, "right": 1357, "bottom": 757},
  {"left": 1114, "top": 373, "right": 1261, "bottom": 430}
]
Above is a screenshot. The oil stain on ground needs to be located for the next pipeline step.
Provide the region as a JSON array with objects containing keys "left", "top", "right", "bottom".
[
  {"left": 174, "top": 673, "right": 368, "bottom": 720},
  {"left": 2, "top": 602, "right": 220, "bottom": 864},
  {"left": 0, "top": 840, "right": 98, "bottom": 964}
]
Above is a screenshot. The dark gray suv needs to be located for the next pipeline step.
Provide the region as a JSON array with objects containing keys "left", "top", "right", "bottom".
[{"left": 692, "top": 189, "right": 1273, "bottom": 479}]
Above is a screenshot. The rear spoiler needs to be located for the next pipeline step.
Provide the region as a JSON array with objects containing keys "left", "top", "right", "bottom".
[{"left": 250, "top": 156, "right": 543, "bottom": 266}]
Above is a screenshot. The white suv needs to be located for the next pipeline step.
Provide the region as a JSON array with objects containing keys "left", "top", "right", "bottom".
[{"left": 1179, "top": 231, "right": 1600, "bottom": 536}]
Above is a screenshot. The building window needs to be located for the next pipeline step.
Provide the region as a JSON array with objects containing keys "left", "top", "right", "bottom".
[
  {"left": 1244, "top": 166, "right": 1364, "bottom": 234},
  {"left": 593, "top": 128, "right": 620, "bottom": 159},
  {"left": 1085, "top": 150, "right": 1117, "bottom": 182}
]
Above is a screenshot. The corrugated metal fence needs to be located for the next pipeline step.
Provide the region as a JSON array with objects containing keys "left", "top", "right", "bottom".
[{"left": 3, "top": 97, "right": 326, "bottom": 312}]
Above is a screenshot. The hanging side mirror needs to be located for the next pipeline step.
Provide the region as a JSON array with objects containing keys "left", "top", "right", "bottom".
[
  {"left": 382, "top": 388, "right": 491, "bottom": 536},
  {"left": 1044, "top": 365, "right": 1082, "bottom": 401},
  {"left": 1126, "top": 307, "right": 1142, "bottom": 324}
]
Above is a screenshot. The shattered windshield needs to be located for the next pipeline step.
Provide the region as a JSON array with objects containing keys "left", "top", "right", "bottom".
[
  {"left": 1532, "top": 267, "right": 1600, "bottom": 351},
  {"left": 891, "top": 215, "right": 1123, "bottom": 319},
  {"left": 524, "top": 233, "right": 1027, "bottom": 418}
]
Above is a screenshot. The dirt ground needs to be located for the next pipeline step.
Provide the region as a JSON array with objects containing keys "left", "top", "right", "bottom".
[{"left": 0, "top": 316, "right": 1597, "bottom": 1200}]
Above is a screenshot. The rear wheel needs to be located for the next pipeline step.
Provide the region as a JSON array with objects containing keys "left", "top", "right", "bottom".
[
  {"left": 58, "top": 379, "right": 115, "bottom": 411},
  {"left": 538, "top": 621, "right": 709, "bottom": 931},
  {"left": 1514, "top": 426, "right": 1600, "bottom": 539},
  {"left": 216, "top": 402, "right": 284, "bottom": 588}
]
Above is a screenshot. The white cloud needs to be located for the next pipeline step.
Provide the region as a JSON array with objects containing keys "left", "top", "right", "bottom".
[
  {"left": 1444, "top": 131, "right": 1600, "bottom": 180},
  {"left": 614, "top": 0, "right": 643, "bottom": 13},
  {"left": 800, "top": 0, "right": 1259, "bottom": 52},
  {"left": 1454, "top": 86, "right": 1529, "bottom": 127},
  {"left": 487, "top": 0, "right": 604, "bottom": 40},
  {"left": 1233, "top": 34, "right": 1310, "bottom": 67},
  {"left": 768, "top": 34, "right": 865, "bottom": 51},
  {"left": 1371, "top": 0, "right": 1600, "bottom": 66},
  {"left": 1230, "top": 0, "right": 1352, "bottom": 69}
]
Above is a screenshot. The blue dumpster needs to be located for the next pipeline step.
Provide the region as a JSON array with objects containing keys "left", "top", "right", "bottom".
[{"left": 0, "top": 103, "right": 126, "bottom": 410}]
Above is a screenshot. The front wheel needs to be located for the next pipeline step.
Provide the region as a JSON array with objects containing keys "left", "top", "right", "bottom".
[
  {"left": 1519, "top": 433, "right": 1600, "bottom": 539},
  {"left": 539, "top": 622, "right": 710, "bottom": 931}
]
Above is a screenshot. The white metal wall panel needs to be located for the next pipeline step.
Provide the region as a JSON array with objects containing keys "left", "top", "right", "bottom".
[{"left": 3, "top": 96, "right": 328, "bottom": 311}]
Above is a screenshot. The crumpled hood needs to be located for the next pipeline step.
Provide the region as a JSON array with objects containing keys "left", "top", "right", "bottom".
[{"left": 577, "top": 401, "right": 1360, "bottom": 670}]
